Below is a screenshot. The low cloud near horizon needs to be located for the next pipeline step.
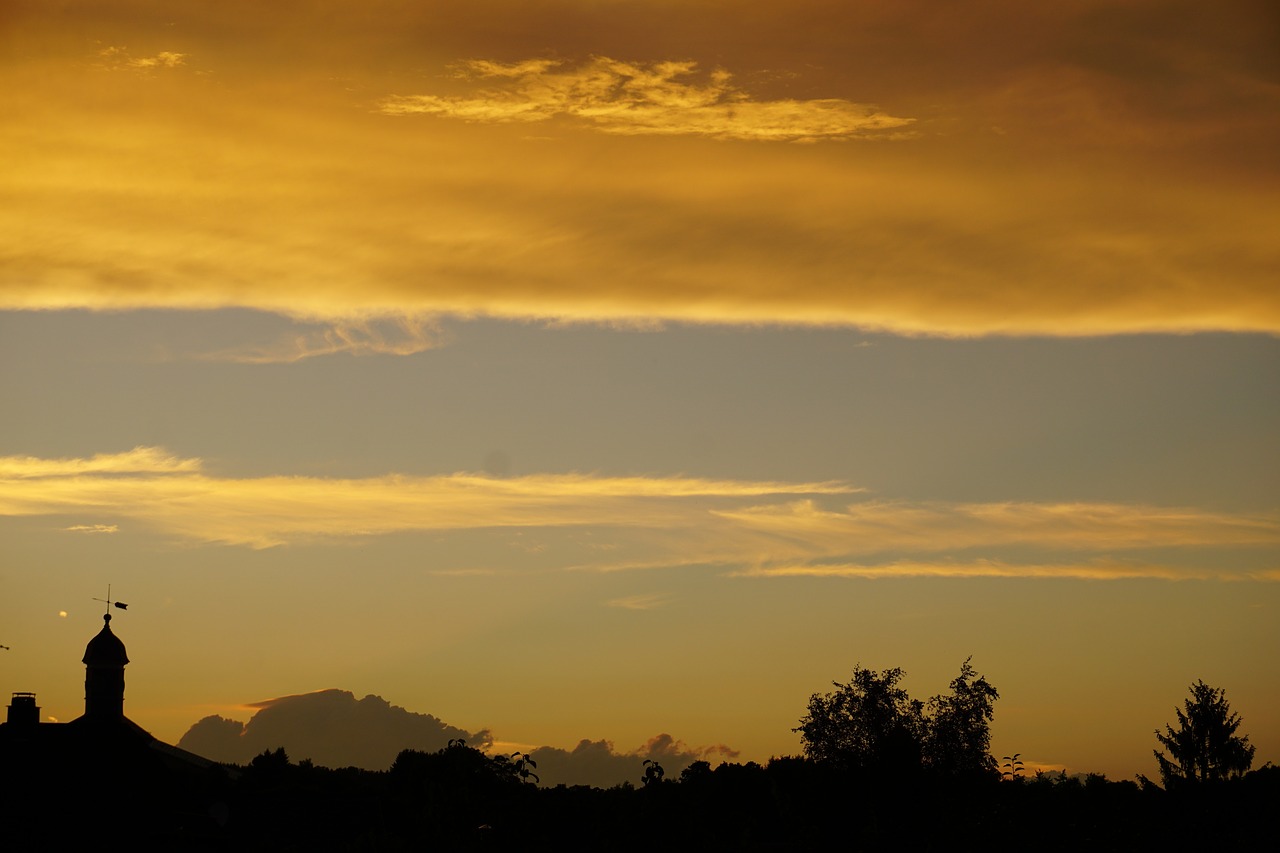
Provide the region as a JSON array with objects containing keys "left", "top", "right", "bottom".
[
  {"left": 177, "top": 688, "right": 736, "bottom": 787},
  {"left": 529, "top": 734, "right": 740, "bottom": 788},
  {"left": 177, "top": 690, "right": 486, "bottom": 770}
]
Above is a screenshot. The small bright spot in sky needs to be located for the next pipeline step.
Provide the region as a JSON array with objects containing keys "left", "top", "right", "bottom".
[
  {"left": 58, "top": 611, "right": 67, "bottom": 618},
  {"left": 47, "top": 716, "right": 58, "bottom": 723}
]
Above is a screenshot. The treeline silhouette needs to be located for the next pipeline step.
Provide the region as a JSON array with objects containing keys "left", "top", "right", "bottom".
[
  {"left": 57, "top": 741, "right": 1272, "bottom": 851},
  {"left": 3, "top": 667, "right": 1274, "bottom": 850}
]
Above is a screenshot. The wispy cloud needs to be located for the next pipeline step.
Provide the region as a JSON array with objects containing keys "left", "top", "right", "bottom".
[
  {"left": 0, "top": 448, "right": 857, "bottom": 548},
  {"left": 97, "top": 47, "right": 187, "bottom": 72},
  {"left": 198, "top": 316, "right": 444, "bottom": 363},
  {"left": 380, "top": 57, "right": 915, "bottom": 142},
  {"left": 0, "top": 447, "right": 201, "bottom": 479},
  {"left": 1, "top": 450, "right": 1273, "bottom": 581},
  {"left": 730, "top": 560, "right": 1272, "bottom": 582},
  {"left": 714, "top": 499, "right": 1280, "bottom": 552},
  {"left": 63, "top": 523, "right": 119, "bottom": 535},
  {"left": 605, "top": 593, "right": 668, "bottom": 610}
]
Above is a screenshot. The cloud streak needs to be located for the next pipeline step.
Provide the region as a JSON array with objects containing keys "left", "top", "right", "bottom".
[
  {"left": 0, "top": 448, "right": 856, "bottom": 548},
  {"left": 714, "top": 499, "right": 1280, "bottom": 552},
  {"left": 380, "top": 57, "right": 915, "bottom": 142},
  {"left": 96, "top": 46, "right": 187, "bottom": 72},
  {"left": 731, "top": 561, "right": 1273, "bottom": 582},
  {"left": 63, "top": 523, "right": 119, "bottom": 534},
  {"left": 197, "top": 316, "right": 445, "bottom": 363},
  {"left": 0, "top": 446, "right": 201, "bottom": 478},
  {"left": 1, "top": 450, "right": 1272, "bottom": 582}
]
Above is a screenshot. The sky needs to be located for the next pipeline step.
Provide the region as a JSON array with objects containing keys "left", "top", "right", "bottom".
[{"left": 1, "top": 0, "right": 1278, "bottom": 784}]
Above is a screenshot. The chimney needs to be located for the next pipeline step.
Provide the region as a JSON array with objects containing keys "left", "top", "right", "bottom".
[{"left": 7, "top": 692, "right": 40, "bottom": 726}]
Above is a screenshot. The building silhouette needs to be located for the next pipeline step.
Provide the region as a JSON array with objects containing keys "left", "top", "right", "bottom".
[{"left": 0, "top": 612, "right": 231, "bottom": 844}]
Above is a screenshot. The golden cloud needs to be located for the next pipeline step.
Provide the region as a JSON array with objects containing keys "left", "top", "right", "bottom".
[
  {"left": 97, "top": 47, "right": 187, "bottom": 72},
  {"left": 2, "top": 2, "right": 1277, "bottom": 335},
  {"left": 0, "top": 446, "right": 201, "bottom": 478},
  {"left": 197, "top": 316, "right": 445, "bottom": 363},
  {"left": 63, "top": 524, "right": 120, "bottom": 534},
  {"left": 380, "top": 57, "right": 915, "bottom": 142},
  {"left": 714, "top": 499, "right": 1280, "bottom": 552},
  {"left": 729, "top": 561, "right": 1262, "bottom": 582},
  {"left": 0, "top": 448, "right": 856, "bottom": 548},
  {"left": 1, "top": 450, "right": 1272, "bottom": 582}
]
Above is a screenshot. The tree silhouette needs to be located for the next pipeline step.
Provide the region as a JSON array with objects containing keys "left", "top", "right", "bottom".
[
  {"left": 1153, "top": 680, "right": 1255, "bottom": 787},
  {"left": 923, "top": 657, "right": 1000, "bottom": 779},
  {"left": 795, "top": 665, "right": 924, "bottom": 774},
  {"left": 509, "top": 751, "right": 540, "bottom": 784},
  {"left": 796, "top": 660, "right": 1000, "bottom": 780},
  {"left": 641, "top": 758, "right": 665, "bottom": 787}
]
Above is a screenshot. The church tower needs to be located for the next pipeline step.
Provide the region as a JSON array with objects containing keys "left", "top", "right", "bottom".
[{"left": 82, "top": 613, "right": 129, "bottom": 719}]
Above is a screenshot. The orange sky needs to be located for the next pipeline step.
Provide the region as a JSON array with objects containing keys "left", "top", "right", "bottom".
[
  {"left": 2, "top": 1, "right": 1278, "bottom": 783},
  {"left": 5, "top": 1, "right": 1278, "bottom": 334}
]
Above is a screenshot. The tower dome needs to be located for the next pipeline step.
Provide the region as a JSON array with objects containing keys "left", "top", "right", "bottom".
[
  {"left": 82, "top": 613, "right": 129, "bottom": 718},
  {"left": 83, "top": 613, "right": 129, "bottom": 667}
]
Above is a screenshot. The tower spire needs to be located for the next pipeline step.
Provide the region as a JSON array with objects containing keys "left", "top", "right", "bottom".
[{"left": 82, "top": 588, "right": 130, "bottom": 719}]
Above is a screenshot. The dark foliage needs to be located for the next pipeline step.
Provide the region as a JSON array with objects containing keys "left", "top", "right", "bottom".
[
  {"left": 794, "top": 665, "right": 924, "bottom": 776},
  {"left": 5, "top": 739, "right": 1278, "bottom": 850},
  {"left": 1152, "top": 679, "right": 1255, "bottom": 788},
  {"left": 3, "top": 672, "right": 1272, "bottom": 850},
  {"left": 923, "top": 657, "right": 1000, "bottom": 780},
  {"left": 222, "top": 753, "right": 1280, "bottom": 850},
  {"left": 795, "top": 658, "right": 999, "bottom": 781}
]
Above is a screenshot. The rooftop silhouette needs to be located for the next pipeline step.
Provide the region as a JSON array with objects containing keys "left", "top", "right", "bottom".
[{"left": 0, "top": 609, "right": 230, "bottom": 844}]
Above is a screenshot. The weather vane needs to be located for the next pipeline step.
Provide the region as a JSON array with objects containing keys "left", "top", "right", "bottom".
[{"left": 92, "top": 584, "right": 129, "bottom": 616}]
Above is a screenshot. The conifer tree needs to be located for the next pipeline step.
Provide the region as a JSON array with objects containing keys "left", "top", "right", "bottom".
[{"left": 1154, "top": 680, "right": 1255, "bottom": 787}]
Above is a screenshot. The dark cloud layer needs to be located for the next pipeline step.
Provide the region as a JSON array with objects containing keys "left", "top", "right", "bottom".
[
  {"left": 177, "top": 689, "right": 486, "bottom": 768},
  {"left": 530, "top": 733, "right": 740, "bottom": 788},
  {"left": 176, "top": 689, "right": 737, "bottom": 786}
]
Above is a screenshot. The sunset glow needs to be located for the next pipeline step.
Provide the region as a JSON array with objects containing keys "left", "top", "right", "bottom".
[{"left": 2, "top": 0, "right": 1277, "bottom": 784}]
